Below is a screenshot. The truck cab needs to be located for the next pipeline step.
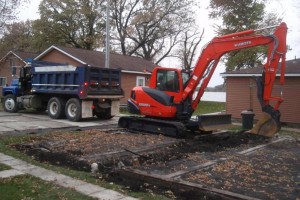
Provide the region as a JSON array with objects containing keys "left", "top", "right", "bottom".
[{"left": 2, "top": 79, "right": 20, "bottom": 97}]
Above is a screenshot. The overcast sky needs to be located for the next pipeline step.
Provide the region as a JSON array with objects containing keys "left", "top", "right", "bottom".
[{"left": 18, "top": 0, "right": 300, "bottom": 87}]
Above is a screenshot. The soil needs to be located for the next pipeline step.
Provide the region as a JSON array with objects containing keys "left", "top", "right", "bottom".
[
  {"left": 183, "top": 139, "right": 300, "bottom": 200},
  {"left": 12, "top": 128, "right": 300, "bottom": 200},
  {"left": 133, "top": 132, "right": 271, "bottom": 175},
  {"left": 13, "top": 128, "right": 180, "bottom": 171}
]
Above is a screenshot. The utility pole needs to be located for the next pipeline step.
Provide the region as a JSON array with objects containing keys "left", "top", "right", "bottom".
[{"left": 105, "top": 0, "right": 110, "bottom": 68}]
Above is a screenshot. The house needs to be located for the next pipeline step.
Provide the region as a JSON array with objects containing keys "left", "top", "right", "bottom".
[
  {"left": 221, "top": 58, "right": 300, "bottom": 124},
  {"left": 0, "top": 51, "right": 38, "bottom": 96},
  {"left": 34, "top": 45, "right": 156, "bottom": 104}
]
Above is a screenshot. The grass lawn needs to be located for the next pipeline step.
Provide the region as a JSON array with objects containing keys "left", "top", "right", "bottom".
[
  {"left": 193, "top": 101, "right": 225, "bottom": 115},
  {"left": 0, "top": 163, "right": 11, "bottom": 171},
  {"left": 120, "top": 101, "right": 226, "bottom": 115},
  {"left": 0, "top": 175, "right": 96, "bottom": 200}
]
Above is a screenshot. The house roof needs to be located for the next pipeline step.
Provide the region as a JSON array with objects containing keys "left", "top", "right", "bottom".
[
  {"left": 221, "top": 58, "right": 300, "bottom": 77},
  {"left": 35, "top": 45, "right": 156, "bottom": 73},
  {"left": 0, "top": 50, "right": 38, "bottom": 63}
]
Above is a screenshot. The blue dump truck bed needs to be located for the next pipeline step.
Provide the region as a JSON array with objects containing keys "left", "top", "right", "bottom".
[{"left": 31, "top": 64, "right": 123, "bottom": 98}]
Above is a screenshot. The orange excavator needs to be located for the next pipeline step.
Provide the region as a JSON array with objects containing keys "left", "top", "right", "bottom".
[{"left": 118, "top": 22, "right": 287, "bottom": 137}]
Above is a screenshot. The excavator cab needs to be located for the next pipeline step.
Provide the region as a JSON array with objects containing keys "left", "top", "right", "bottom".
[{"left": 156, "top": 70, "right": 180, "bottom": 92}]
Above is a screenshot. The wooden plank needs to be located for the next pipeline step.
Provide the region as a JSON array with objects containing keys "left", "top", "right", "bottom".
[
  {"left": 238, "top": 137, "right": 287, "bottom": 155},
  {"left": 118, "top": 168, "right": 260, "bottom": 200},
  {"left": 164, "top": 160, "right": 218, "bottom": 179}
]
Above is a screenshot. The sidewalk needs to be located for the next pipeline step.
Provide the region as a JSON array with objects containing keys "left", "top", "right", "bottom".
[{"left": 0, "top": 153, "right": 136, "bottom": 200}]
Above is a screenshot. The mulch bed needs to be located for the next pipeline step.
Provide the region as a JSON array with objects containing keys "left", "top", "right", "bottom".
[
  {"left": 13, "top": 129, "right": 180, "bottom": 171},
  {"left": 132, "top": 132, "right": 271, "bottom": 175},
  {"left": 182, "top": 139, "right": 300, "bottom": 200},
  {"left": 11, "top": 129, "right": 300, "bottom": 199}
]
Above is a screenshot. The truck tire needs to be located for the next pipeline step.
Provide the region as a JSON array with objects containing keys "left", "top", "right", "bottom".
[
  {"left": 47, "top": 97, "right": 66, "bottom": 119},
  {"left": 3, "top": 94, "right": 18, "bottom": 113},
  {"left": 65, "top": 98, "right": 81, "bottom": 122}
]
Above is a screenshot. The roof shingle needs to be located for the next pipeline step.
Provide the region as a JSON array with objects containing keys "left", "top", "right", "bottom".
[
  {"left": 0, "top": 50, "right": 38, "bottom": 63},
  {"left": 37, "top": 46, "right": 156, "bottom": 73}
]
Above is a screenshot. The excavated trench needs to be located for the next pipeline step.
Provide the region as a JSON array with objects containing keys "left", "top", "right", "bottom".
[{"left": 13, "top": 128, "right": 300, "bottom": 200}]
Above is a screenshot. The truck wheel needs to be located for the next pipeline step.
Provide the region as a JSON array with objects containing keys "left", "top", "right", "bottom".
[
  {"left": 47, "top": 97, "right": 66, "bottom": 119},
  {"left": 65, "top": 98, "right": 81, "bottom": 122},
  {"left": 3, "top": 94, "right": 18, "bottom": 113}
]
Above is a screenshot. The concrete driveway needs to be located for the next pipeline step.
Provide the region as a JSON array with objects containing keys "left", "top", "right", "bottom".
[{"left": 0, "top": 111, "right": 119, "bottom": 136}]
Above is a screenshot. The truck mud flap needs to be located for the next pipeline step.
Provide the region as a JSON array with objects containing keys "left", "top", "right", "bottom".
[
  {"left": 197, "top": 113, "right": 232, "bottom": 131},
  {"left": 118, "top": 116, "right": 185, "bottom": 137}
]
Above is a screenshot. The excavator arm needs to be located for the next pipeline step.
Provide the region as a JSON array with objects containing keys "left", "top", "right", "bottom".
[
  {"left": 184, "top": 23, "right": 287, "bottom": 110},
  {"left": 184, "top": 22, "right": 287, "bottom": 137}
]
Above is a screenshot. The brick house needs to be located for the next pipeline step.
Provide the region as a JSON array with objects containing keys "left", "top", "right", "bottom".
[
  {"left": 34, "top": 45, "right": 156, "bottom": 104},
  {"left": 0, "top": 51, "right": 38, "bottom": 96},
  {"left": 221, "top": 58, "right": 300, "bottom": 124}
]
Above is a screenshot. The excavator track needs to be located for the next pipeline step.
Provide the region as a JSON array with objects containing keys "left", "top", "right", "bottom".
[{"left": 118, "top": 116, "right": 186, "bottom": 137}]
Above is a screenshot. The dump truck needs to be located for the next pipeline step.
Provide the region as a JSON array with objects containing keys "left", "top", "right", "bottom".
[
  {"left": 2, "top": 61, "right": 123, "bottom": 121},
  {"left": 118, "top": 22, "right": 287, "bottom": 138}
]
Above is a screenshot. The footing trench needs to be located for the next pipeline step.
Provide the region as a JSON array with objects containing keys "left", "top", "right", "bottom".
[{"left": 13, "top": 129, "right": 300, "bottom": 200}]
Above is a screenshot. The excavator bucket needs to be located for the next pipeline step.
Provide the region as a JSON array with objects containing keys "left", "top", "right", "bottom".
[
  {"left": 249, "top": 112, "right": 281, "bottom": 138},
  {"left": 197, "top": 113, "right": 233, "bottom": 131}
]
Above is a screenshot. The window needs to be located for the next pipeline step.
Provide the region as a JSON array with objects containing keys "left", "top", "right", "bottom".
[
  {"left": 0, "top": 77, "right": 7, "bottom": 86},
  {"left": 12, "top": 66, "right": 17, "bottom": 75},
  {"left": 10, "top": 58, "right": 16, "bottom": 67},
  {"left": 181, "top": 71, "right": 190, "bottom": 87},
  {"left": 156, "top": 70, "right": 179, "bottom": 92},
  {"left": 136, "top": 76, "right": 145, "bottom": 86},
  {"left": 10, "top": 58, "right": 17, "bottom": 75}
]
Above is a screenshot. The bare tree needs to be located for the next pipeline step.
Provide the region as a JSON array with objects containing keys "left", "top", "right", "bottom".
[
  {"left": 37, "top": 0, "right": 106, "bottom": 50},
  {"left": 209, "top": 0, "right": 281, "bottom": 71},
  {"left": 177, "top": 28, "right": 204, "bottom": 70},
  {"left": 0, "top": 20, "right": 34, "bottom": 53},
  {"left": 111, "top": 0, "right": 195, "bottom": 64},
  {"left": 0, "top": 0, "right": 27, "bottom": 34}
]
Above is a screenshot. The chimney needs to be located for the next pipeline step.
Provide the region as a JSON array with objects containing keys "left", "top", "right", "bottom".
[{"left": 293, "top": 56, "right": 297, "bottom": 63}]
